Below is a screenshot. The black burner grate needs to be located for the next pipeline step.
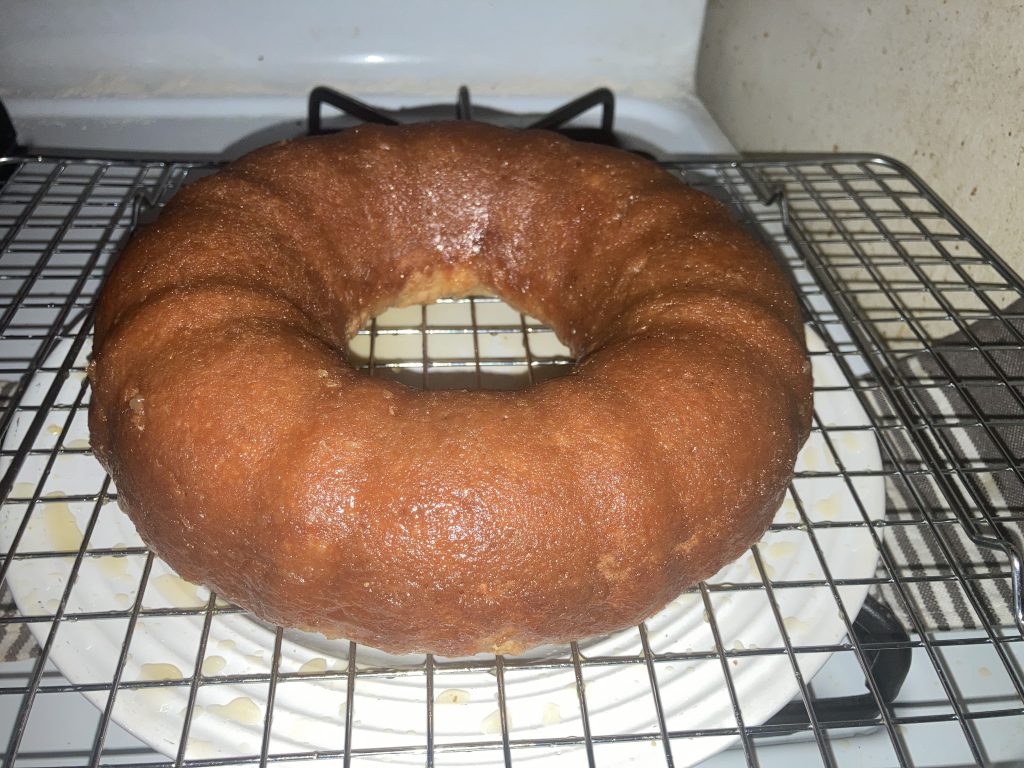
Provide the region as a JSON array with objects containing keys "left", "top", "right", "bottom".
[{"left": 307, "top": 85, "right": 621, "bottom": 148}]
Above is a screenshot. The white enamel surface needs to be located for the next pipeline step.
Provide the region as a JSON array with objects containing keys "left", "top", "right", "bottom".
[
  {"left": 1, "top": 0, "right": 703, "bottom": 100},
  {"left": 4, "top": 93, "right": 733, "bottom": 159},
  {"left": 0, "top": 327, "right": 884, "bottom": 765},
  {"left": 0, "top": 0, "right": 738, "bottom": 158}
]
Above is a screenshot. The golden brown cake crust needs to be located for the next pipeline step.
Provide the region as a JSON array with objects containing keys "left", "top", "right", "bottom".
[{"left": 88, "top": 122, "right": 812, "bottom": 656}]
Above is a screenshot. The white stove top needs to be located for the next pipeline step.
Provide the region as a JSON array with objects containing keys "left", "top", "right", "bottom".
[
  {"left": 5, "top": 92, "right": 734, "bottom": 160},
  {"left": 1, "top": 0, "right": 728, "bottom": 159}
]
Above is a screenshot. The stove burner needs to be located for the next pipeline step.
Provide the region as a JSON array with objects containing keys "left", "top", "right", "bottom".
[{"left": 307, "top": 85, "right": 621, "bottom": 148}]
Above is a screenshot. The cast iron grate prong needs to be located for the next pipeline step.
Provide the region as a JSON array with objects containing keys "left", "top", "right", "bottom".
[
  {"left": 456, "top": 85, "right": 473, "bottom": 121},
  {"left": 526, "top": 87, "right": 615, "bottom": 133},
  {"left": 307, "top": 85, "right": 399, "bottom": 135}
]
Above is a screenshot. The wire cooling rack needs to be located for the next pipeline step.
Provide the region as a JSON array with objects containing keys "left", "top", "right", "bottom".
[{"left": 0, "top": 153, "right": 1023, "bottom": 767}]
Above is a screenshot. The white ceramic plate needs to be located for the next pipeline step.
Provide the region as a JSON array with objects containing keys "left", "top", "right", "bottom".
[{"left": 0, "top": 326, "right": 884, "bottom": 766}]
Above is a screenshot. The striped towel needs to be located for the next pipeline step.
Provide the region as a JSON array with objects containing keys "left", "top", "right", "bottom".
[
  {"left": 0, "top": 380, "right": 37, "bottom": 661},
  {"left": 870, "top": 304, "right": 1022, "bottom": 631},
  {"left": 0, "top": 585, "right": 37, "bottom": 661}
]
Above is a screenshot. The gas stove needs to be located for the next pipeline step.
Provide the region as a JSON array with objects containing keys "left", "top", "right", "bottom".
[
  {"left": 1, "top": 2, "right": 1022, "bottom": 767},
  {"left": 5, "top": 87, "right": 733, "bottom": 162}
]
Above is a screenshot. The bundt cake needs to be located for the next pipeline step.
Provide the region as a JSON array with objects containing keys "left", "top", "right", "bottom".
[{"left": 88, "top": 122, "right": 812, "bottom": 656}]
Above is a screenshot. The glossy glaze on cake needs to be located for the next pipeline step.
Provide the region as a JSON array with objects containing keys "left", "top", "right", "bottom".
[{"left": 88, "top": 122, "right": 812, "bottom": 656}]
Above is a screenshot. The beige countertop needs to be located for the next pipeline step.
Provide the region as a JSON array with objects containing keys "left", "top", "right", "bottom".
[{"left": 698, "top": 0, "right": 1024, "bottom": 278}]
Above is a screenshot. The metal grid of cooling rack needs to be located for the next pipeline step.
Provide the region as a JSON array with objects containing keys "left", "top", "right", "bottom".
[{"left": 0, "top": 153, "right": 1023, "bottom": 767}]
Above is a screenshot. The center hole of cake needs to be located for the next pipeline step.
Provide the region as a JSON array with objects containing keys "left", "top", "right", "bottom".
[{"left": 345, "top": 296, "right": 573, "bottom": 391}]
